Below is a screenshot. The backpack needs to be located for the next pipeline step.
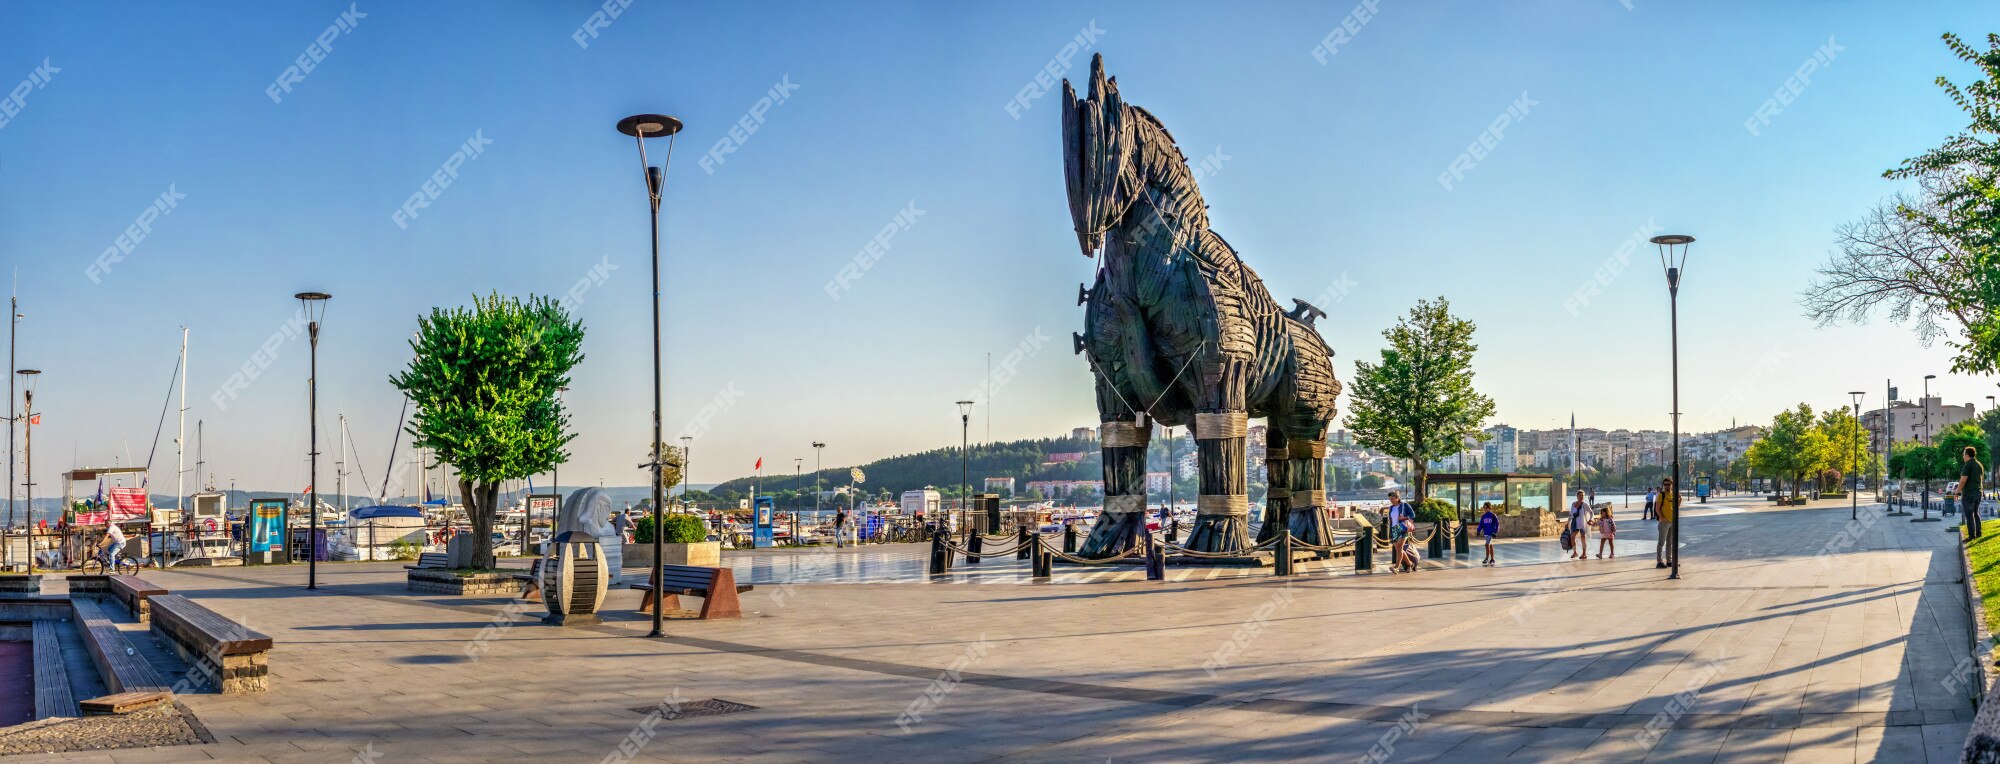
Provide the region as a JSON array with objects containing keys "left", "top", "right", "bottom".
[{"left": 1559, "top": 530, "right": 1574, "bottom": 551}]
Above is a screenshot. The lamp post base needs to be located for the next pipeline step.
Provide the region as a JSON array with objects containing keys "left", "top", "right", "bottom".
[{"left": 1912, "top": 517, "right": 1942, "bottom": 523}]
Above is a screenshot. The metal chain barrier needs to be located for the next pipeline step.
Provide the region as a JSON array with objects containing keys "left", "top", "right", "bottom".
[{"left": 1038, "top": 537, "right": 1147, "bottom": 565}]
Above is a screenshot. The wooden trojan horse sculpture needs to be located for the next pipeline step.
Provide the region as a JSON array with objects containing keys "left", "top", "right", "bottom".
[{"left": 1062, "top": 54, "right": 1343, "bottom": 557}]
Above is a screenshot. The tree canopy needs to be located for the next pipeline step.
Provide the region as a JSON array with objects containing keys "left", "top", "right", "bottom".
[
  {"left": 390, "top": 293, "right": 583, "bottom": 567},
  {"left": 1343, "top": 297, "right": 1496, "bottom": 498}
]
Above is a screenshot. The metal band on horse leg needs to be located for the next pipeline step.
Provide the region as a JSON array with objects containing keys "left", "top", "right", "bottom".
[
  {"left": 1192, "top": 412, "right": 1248, "bottom": 440},
  {"left": 1197, "top": 495, "right": 1249, "bottom": 516}
]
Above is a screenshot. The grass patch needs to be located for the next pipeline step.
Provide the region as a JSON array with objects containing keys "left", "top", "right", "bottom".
[{"left": 1964, "top": 530, "right": 2000, "bottom": 644}]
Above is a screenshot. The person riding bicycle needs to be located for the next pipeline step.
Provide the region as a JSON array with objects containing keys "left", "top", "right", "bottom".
[{"left": 99, "top": 522, "right": 128, "bottom": 567}]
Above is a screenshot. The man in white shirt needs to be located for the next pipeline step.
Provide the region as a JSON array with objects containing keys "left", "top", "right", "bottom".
[{"left": 102, "top": 522, "right": 127, "bottom": 564}]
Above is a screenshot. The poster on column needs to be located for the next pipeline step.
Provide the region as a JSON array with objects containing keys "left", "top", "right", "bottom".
[{"left": 248, "top": 499, "right": 287, "bottom": 554}]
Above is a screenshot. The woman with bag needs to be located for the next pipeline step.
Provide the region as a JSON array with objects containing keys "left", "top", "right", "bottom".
[{"left": 1567, "top": 490, "right": 1590, "bottom": 560}]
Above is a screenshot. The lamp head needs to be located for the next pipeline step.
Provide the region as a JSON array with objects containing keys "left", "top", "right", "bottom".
[
  {"left": 616, "top": 114, "right": 683, "bottom": 138},
  {"left": 956, "top": 400, "right": 975, "bottom": 418}
]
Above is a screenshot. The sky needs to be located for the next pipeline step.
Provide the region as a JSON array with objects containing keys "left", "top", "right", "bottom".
[{"left": 2, "top": 0, "right": 1998, "bottom": 500}]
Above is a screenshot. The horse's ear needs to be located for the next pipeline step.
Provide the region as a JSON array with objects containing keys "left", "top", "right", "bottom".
[{"left": 1088, "top": 53, "right": 1109, "bottom": 101}]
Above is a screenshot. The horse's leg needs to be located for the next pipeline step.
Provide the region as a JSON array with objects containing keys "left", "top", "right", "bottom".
[
  {"left": 1287, "top": 434, "right": 1335, "bottom": 556},
  {"left": 1257, "top": 427, "right": 1290, "bottom": 545},
  {"left": 1078, "top": 384, "right": 1150, "bottom": 558},
  {"left": 1184, "top": 361, "right": 1250, "bottom": 554}
]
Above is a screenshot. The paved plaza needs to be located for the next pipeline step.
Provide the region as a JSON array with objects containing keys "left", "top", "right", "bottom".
[{"left": 5, "top": 496, "right": 1981, "bottom": 763}]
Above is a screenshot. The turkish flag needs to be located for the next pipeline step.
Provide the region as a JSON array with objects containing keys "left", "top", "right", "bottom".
[
  {"left": 754, "top": 457, "right": 763, "bottom": 470},
  {"left": 27, "top": 414, "right": 39, "bottom": 425}
]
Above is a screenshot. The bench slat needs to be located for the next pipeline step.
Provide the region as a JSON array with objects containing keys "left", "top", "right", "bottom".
[
  {"left": 150, "top": 594, "right": 273, "bottom": 654},
  {"left": 72, "top": 597, "right": 171, "bottom": 695},
  {"left": 32, "top": 619, "right": 79, "bottom": 719}
]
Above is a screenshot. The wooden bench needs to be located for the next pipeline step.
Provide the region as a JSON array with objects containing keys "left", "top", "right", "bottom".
[
  {"left": 632, "top": 564, "right": 751, "bottom": 620},
  {"left": 71, "top": 597, "right": 170, "bottom": 697},
  {"left": 514, "top": 558, "right": 544, "bottom": 600},
  {"left": 108, "top": 575, "right": 168, "bottom": 623},
  {"left": 32, "top": 619, "right": 79, "bottom": 718},
  {"left": 150, "top": 594, "right": 273, "bottom": 694},
  {"left": 404, "top": 552, "right": 449, "bottom": 570}
]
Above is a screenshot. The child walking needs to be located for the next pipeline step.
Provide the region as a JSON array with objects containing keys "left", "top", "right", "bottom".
[
  {"left": 1478, "top": 504, "right": 1499, "bottom": 566},
  {"left": 1595, "top": 506, "right": 1616, "bottom": 559}
]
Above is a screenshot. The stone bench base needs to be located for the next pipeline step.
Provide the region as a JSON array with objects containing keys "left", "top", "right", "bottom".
[{"left": 407, "top": 570, "right": 518, "bottom": 596}]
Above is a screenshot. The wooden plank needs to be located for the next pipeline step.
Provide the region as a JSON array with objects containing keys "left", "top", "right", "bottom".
[
  {"left": 70, "top": 597, "right": 171, "bottom": 696},
  {"left": 150, "top": 594, "right": 273, "bottom": 654},
  {"left": 79, "top": 690, "right": 171, "bottom": 715},
  {"left": 31, "top": 619, "right": 79, "bottom": 719}
]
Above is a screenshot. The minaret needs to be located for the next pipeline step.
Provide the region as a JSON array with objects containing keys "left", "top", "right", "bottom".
[{"left": 1570, "top": 412, "right": 1577, "bottom": 475}]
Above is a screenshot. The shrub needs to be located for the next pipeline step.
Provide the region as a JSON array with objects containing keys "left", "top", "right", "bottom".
[
  {"left": 1415, "top": 498, "right": 1456, "bottom": 524},
  {"left": 388, "top": 539, "right": 420, "bottom": 561},
  {"left": 634, "top": 513, "right": 708, "bottom": 544}
]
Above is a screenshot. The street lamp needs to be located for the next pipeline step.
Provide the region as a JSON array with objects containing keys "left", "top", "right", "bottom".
[
  {"left": 812, "top": 441, "right": 825, "bottom": 523},
  {"left": 680, "top": 435, "right": 693, "bottom": 513},
  {"left": 617, "top": 112, "right": 683, "bottom": 639},
  {"left": 17, "top": 369, "right": 36, "bottom": 576},
  {"left": 1918, "top": 373, "right": 1939, "bottom": 523},
  {"left": 1652, "top": 233, "right": 1693, "bottom": 580},
  {"left": 792, "top": 457, "right": 802, "bottom": 543},
  {"left": 1850, "top": 391, "right": 1865, "bottom": 521},
  {"left": 295, "top": 291, "right": 331, "bottom": 589},
  {"left": 957, "top": 400, "right": 974, "bottom": 533}
]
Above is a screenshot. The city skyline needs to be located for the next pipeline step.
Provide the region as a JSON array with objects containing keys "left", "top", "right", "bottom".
[{"left": 5, "top": 2, "right": 1998, "bottom": 500}]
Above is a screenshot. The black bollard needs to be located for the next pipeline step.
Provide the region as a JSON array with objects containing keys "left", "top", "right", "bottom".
[
  {"left": 1356, "top": 526, "right": 1373, "bottom": 572},
  {"left": 1274, "top": 529, "right": 1293, "bottom": 577},
  {"left": 967, "top": 532, "right": 983, "bottom": 564},
  {"left": 1428, "top": 523, "right": 1446, "bottom": 558},
  {"left": 1063, "top": 522, "right": 1078, "bottom": 554},
  {"left": 1454, "top": 520, "right": 1469, "bottom": 556},
  {"left": 928, "top": 532, "right": 951, "bottom": 575},
  {"left": 1145, "top": 536, "right": 1165, "bottom": 581},
  {"left": 1017, "top": 526, "right": 1031, "bottom": 561},
  {"left": 1032, "top": 538, "right": 1051, "bottom": 579},
  {"left": 1167, "top": 518, "right": 1180, "bottom": 545}
]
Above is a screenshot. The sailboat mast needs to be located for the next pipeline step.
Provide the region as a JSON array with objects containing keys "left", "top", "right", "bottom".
[
  {"left": 176, "top": 326, "right": 187, "bottom": 516},
  {"left": 337, "top": 414, "right": 347, "bottom": 514}
]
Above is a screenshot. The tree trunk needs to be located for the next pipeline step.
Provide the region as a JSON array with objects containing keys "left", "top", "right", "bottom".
[
  {"left": 460, "top": 478, "right": 497, "bottom": 569},
  {"left": 1413, "top": 464, "right": 1429, "bottom": 503}
]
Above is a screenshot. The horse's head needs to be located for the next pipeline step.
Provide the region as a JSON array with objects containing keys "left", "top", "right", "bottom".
[{"left": 1062, "top": 54, "right": 1137, "bottom": 258}]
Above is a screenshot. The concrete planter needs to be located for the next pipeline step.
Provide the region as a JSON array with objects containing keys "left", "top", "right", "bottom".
[
  {"left": 406, "top": 569, "right": 518, "bottom": 596},
  {"left": 0, "top": 574, "right": 42, "bottom": 595},
  {"left": 625, "top": 541, "right": 719, "bottom": 569}
]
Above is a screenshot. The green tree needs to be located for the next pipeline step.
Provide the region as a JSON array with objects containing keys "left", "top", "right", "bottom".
[
  {"left": 1816, "top": 407, "right": 1879, "bottom": 490},
  {"left": 1939, "top": 420, "right": 1993, "bottom": 492},
  {"left": 1344, "top": 297, "right": 1497, "bottom": 499},
  {"left": 391, "top": 293, "right": 583, "bottom": 568},
  {"left": 1745, "top": 404, "right": 1830, "bottom": 499},
  {"left": 1807, "top": 34, "right": 2000, "bottom": 374}
]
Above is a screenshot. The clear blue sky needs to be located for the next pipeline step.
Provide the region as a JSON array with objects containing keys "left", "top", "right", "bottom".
[{"left": 3, "top": 0, "right": 1996, "bottom": 498}]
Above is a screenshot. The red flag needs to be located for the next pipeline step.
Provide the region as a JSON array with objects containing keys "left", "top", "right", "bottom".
[
  {"left": 754, "top": 457, "right": 762, "bottom": 470},
  {"left": 27, "top": 414, "right": 39, "bottom": 425},
  {"left": 301, "top": 484, "right": 312, "bottom": 494}
]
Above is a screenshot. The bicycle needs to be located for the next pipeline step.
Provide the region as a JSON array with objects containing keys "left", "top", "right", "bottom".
[{"left": 80, "top": 547, "right": 139, "bottom": 576}]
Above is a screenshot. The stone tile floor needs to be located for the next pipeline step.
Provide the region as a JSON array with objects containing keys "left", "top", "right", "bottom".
[{"left": 2, "top": 496, "right": 1976, "bottom": 762}]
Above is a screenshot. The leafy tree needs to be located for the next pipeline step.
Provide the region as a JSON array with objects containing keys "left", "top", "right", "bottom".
[
  {"left": 1344, "top": 297, "right": 1497, "bottom": 499},
  {"left": 1807, "top": 34, "right": 2000, "bottom": 373},
  {"left": 1359, "top": 473, "right": 1385, "bottom": 490},
  {"left": 391, "top": 293, "right": 583, "bottom": 568},
  {"left": 642, "top": 442, "right": 686, "bottom": 498},
  {"left": 1939, "top": 420, "right": 1993, "bottom": 492},
  {"left": 1816, "top": 406, "right": 1879, "bottom": 488},
  {"left": 1745, "top": 404, "right": 1830, "bottom": 499}
]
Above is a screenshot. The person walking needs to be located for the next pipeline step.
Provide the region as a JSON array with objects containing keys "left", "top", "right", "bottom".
[
  {"left": 1656, "top": 477, "right": 1678, "bottom": 569},
  {"left": 1478, "top": 504, "right": 1499, "bottom": 566},
  {"left": 833, "top": 506, "right": 849, "bottom": 548},
  {"left": 1567, "top": 490, "right": 1590, "bottom": 560},
  {"left": 1384, "top": 491, "right": 1414, "bottom": 573},
  {"left": 1959, "top": 445, "right": 1985, "bottom": 539},
  {"left": 1643, "top": 486, "right": 1657, "bottom": 521},
  {"left": 1595, "top": 505, "right": 1616, "bottom": 558}
]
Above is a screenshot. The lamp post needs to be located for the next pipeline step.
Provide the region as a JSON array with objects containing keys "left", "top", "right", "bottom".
[
  {"left": 617, "top": 112, "right": 682, "bottom": 639},
  {"left": 957, "top": 400, "right": 974, "bottom": 533},
  {"left": 1652, "top": 233, "right": 1693, "bottom": 580},
  {"left": 792, "top": 458, "right": 802, "bottom": 543},
  {"left": 812, "top": 441, "right": 825, "bottom": 524},
  {"left": 1850, "top": 391, "right": 1865, "bottom": 521},
  {"left": 295, "top": 292, "right": 330, "bottom": 588},
  {"left": 17, "top": 370, "right": 36, "bottom": 576},
  {"left": 680, "top": 435, "right": 693, "bottom": 513},
  {"left": 7, "top": 298, "right": 16, "bottom": 564},
  {"left": 1918, "top": 374, "right": 1939, "bottom": 523}
]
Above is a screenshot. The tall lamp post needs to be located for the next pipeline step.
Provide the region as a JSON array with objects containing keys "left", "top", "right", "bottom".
[
  {"left": 17, "top": 369, "right": 37, "bottom": 576},
  {"left": 680, "top": 435, "right": 693, "bottom": 513},
  {"left": 1652, "top": 233, "right": 1693, "bottom": 580},
  {"left": 617, "top": 112, "right": 682, "bottom": 639},
  {"left": 7, "top": 298, "right": 17, "bottom": 564},
  {"left": 295, "top": 292, "right": 330, "bottom": 589},
  {"left": 957, "top": 400, "right": 974, "bottom": 532},
  {"left": 811, "top": 441, "right": 825, "bottom": 523},
  {"left": 1918, "top": 374, "right": 1939, "bottom": 523},
  {"left": 1850, "top": 391, "right": 1865, "bottom": 521}
]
